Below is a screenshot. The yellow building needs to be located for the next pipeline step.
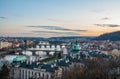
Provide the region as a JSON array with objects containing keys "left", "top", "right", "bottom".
[{"left": 0, "top": 41, "right": 12, "bottom": 49}]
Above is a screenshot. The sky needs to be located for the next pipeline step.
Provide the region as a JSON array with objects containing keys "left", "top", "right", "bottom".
[{"left": 0, "top": 0, "right": 120, "bottom": 37}]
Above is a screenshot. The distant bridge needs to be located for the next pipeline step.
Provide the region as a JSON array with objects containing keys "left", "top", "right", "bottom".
[{"left": 7, "top": 47, "right": 63, "bottom": 55}]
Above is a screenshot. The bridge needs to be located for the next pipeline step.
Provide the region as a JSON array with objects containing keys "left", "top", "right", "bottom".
[{"left": 7, "top": 46, "right": 64, "bottom": 55}]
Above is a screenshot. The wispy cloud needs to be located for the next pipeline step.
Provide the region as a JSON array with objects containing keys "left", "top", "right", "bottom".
[
  {"left": 0, "top": 16, "right": 6, "bottom": 19},
  {"left": 20, "top": 33, "right": 34, "bottom": 34},
  {"left": 70, "top": 29, "right": 87, "bottom": 32},
  {"left": 27, "top": 26, "right": 70, "bottom": 30},
  {"left": 32, "top": 31, "right": 79, "bottom": 35},
  {"left": 101, "top": 17, "right": 110, "bottom": 20},
  {"left": 94, "top": 24, "right": 120, "bottom": 27},
  {"left": 26, "top": 26, "right": 87, "bottom": 32}
]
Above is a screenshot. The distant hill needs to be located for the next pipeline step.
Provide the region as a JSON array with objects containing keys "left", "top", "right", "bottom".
[
  {"left": 94, "top": 31, "right": 120, "bottom": 41},
  {"left": 48, "top": 36, "right": 95, "bottom": 41},
  {"left": 0, "top": 36, "right": 95, "bottom": 42}
]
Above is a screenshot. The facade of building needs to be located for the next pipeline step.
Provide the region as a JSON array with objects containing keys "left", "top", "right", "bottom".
[{"left": 10, "top": 67, "right": 61, "bottom": 79}]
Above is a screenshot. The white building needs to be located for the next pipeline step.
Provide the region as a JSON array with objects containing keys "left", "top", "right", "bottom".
[
  {"left": 11, "top": 68, "right": 54, "bottom": 79},
  {"left": 10, "top": 61, "right": 62, "bottom": 79}
]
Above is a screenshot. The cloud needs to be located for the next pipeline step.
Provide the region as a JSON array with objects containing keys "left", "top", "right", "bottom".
[
  {"left": 32, "top": 31, "right": 79, "bottom": 35},
  {"left": 0, "top": 17, "right": 6, "bottom": 19},
  {"left": 26, "top": 26, "right": 88, "bottom": 32},
  {"left": 20, "top": 33, "right": 34, "bottom": 34},
  {"left": 73, "top": 30, "right": 88, "bottom": 32},
  {"left": 94, "top": 24, "right": 120, "bottom": 27},
  {"left": 27, "top": 26, "right": 70, "bottom": 30},
  {"left": 101, "top": 17, "right": 110, "bottom": 20}
]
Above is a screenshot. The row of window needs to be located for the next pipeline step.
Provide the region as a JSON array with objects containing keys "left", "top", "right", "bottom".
[{"left": 19, "top": 69, "right": 51, "bottom": 79}]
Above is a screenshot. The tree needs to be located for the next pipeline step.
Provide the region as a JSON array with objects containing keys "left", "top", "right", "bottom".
[
  {"left": 0, "top": 64, "right": 10, "bottom": 79},
  {"left": 62, "top": 57, "right": 120, "bottom": 79}
]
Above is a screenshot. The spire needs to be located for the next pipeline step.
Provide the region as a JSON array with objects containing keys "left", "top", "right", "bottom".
[{"left": 75, "top": 40, "right": 78, "bottom": 44}]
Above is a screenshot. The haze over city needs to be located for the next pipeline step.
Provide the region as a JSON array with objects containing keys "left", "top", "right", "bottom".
[{"left": 0, "top": 0, "right": 120, "bottom": 37}]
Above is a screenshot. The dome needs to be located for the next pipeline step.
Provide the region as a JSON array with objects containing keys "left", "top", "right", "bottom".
[
  {"left": 70, "top": 41, "right": 81, "bottom": 56},
  {"left": 22, "top": 51, "right": 32, "bottom": 56},
  {"left": 72, "top": 43, "right": 81, "bottom": 51},
  {"left": 4, "top": 55, "right": 17, "bottom": 63},
  {"left": 13, "top": 56, "right": 27, "bottom": 62}
]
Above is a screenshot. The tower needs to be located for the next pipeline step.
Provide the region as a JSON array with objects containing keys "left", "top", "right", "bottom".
[{"left": 70, "top": 41, "right": 81, "bottom": 56}]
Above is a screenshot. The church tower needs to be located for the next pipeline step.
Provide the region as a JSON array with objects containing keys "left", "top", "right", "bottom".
[{"left": 69, "top": 41, "right": 81, "bottom": 56}]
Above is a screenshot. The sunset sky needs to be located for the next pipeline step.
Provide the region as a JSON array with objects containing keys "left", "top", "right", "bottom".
[{"left": 0, "top": 0, "right": 120, "bottom": 37}]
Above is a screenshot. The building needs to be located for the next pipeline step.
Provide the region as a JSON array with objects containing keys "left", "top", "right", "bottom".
[
  {"left": 10, "top": 60, "right": 63, "bottom": 79},
  {"left": 9, "top": 41, "right": 114, "bottom": 79},
  {"left": 0, "top": 41, "right": 12, "bottom": 49},
  {"left": 69, "top": 41, "right": 81, "bottom": 57},
  {"left": 10, "top": 56, "right": 85, "bottom": 79}
]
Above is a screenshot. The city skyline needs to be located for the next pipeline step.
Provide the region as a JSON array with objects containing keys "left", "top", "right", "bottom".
[{"left": 0, "top": 0, "right": 120, "bottom": 37}]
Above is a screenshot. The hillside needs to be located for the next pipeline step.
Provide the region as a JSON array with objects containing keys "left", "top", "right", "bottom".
[{"left": 95, "top": 31, "right": 120, "bottom": 41}]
